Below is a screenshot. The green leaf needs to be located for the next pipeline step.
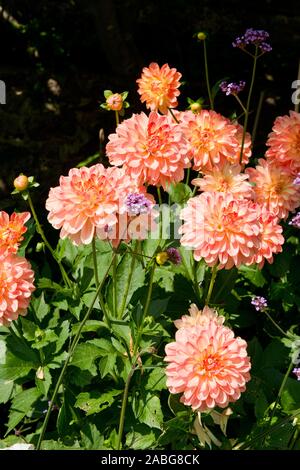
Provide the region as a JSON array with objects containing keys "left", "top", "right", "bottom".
[
  {"left": 31, "top": 292, "right": 50, "bottom": 322},
  {"left": 54, "top": 320, "right": 70, "bottom": 354},
  {"left": 0, "top": 342, "right": 14, "bottom": 403},
  {"left": 80, "top": 423, "right": 104, "bottom": 450},
  {"left": 18, "top": 219, "right": 35, "bottom": 257},
  {"left": 136, "top": 393, "right": 163, "bottom": 429},
  {"left": 239, "top": 265, "right": 267, "bottom": 287},
  {"left": 107, "top": 254, "right": 145, "bottom": 316},
  {"left": 281, "top": 377, "right": 300, "bottom": 412},
  {"left": 255, "top": 390, "right": 269, "bottom": 420},
  {"left": 20, "top": 318, "right": 37, "bottom": 341},
  {"left": 261, "top": 339, "right": 289, "bottom": 370},
  {"left": 6, "top": 334, "right": 39, "bottom": 363},
  {"left": 6, "top": 388, "right": 41, "bottom": 434},
  {"left": 75, "top": 390, "right": 122, "bottom": 416},
  {"left": 166, "top": 182, "right": 192, "bottom": 204},
  {"left": 125, "top": 424, "right": 157, "bottom": 450},
  {"left": 103, "top": 90, "right": 113, "bottom": 98},
  {"left": 153, "top": 267, "right": 175, "bottom": 292},
  {"left": 99, "top": 353, "right": 117, "bottom": 378},
  {"left": 144, "top": 367, "right": 166, "bottom": 391},
  {"left": 35, "top": 366, "right": 52, "bottom": 397},
  {"left": 0, "top": 351, "right": 36, "bottom": 381},
  {"left": 70, "top": 343, "right": 103, "bottom": 373}
]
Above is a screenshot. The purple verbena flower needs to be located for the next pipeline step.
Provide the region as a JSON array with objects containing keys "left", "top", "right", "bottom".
[
  {"left": 293, "top": 368, "right": 300, "bottom": 381},
  {"left": 251, "top": 296, "right": 268, "bottom": 311},
  {"left": 289, "top": 212, "right": 300, "bottom": 229},
  {"left": 166, "top": 247, "right": 182, "bottom": 265},
  {"left": 233, "top": 28, "right": 272, "bottom": 53},
  {"left": 220, "top": 80, "right": 246, "bottom": 96},
  {"left": 126, "top": 193, "right": 151, "bottom": 216}
]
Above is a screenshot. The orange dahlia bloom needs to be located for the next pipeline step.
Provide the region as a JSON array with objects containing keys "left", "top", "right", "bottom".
[
  {"left": 266, "top": 111, "right": 300, "bottom": 172},
  {"left": 179, "top": 110, "right": 249, "bottom": 172},
  {"left": 46, "top": 164, "right": 143, "bottom": 245},
  {"left": 106, "top": 111, "right": 190, "bottom": 189},
  {"left": 254, "top": 204, "right": 284, "bottom": 268},
  {"left": 0, "top": 254, "right": 35, "bottom": 326},
  {"left": 246, "top": 159, "right": 300, "bottom": 220},
  {"left": 136, "top": 62, "right": 182, "bottom": 114},
  {"left": 0, "top": 211, "right": 31, "bottom": 256},
  {"left": 165, "top": 313, "right": 251, "bottom": 411},
  {"left": 179, "top": 192, "right": 262, "bottom": 269},
  {"left": 174, "top": 304, "right": 225, "bottom": 330},
  {"left": 192, "top": 163, "right": 253, "bottom": 199}
]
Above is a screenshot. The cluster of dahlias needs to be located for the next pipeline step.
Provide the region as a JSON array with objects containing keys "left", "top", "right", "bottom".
[
  {"left": 0, "top": 211, "right": 35, "bottom": 326},
  {"left": 43, "top": 59, "right": 300, "bottom": 415}
]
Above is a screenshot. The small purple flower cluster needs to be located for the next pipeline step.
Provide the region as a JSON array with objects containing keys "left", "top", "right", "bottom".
[
  {"left": 233, "top": 28, "right": 272, "bottom": 53},
  {"left": 251, "top": 296, "right": 268, "bottom": 311},
  {"left": 289, "top": 212, "right": 300, "bottom": 229},
  {"left": 126, "top": 193, "right": 151, "bottom": 215},
  {"left": 293, "top": 368, "right": 300, "bottom": 381},
  {"left": 220, "top": 80, "right": 246, "bottom": 96},
  {"left": 166, "top": 247, "right": 182, "bottom": 265}
]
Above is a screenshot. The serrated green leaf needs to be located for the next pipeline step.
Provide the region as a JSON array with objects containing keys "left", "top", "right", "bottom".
[
  {"left": 144, "top": 367, "right": 166, "bottom": 391},
  {"left": 125, "top": 424, "right": 156, "bottom": 450},
  {"left": 6, "top": 387, "right": 41, "bottom": 434},
  {"left": 99, "top": 353, "right": 117, "bottom": 378},
  {"left": 70, "top": 343, "right": 103, "bottom": 372},
  {"left": 153, "top": 267, "right": 174, "bottom": 292},
  {"left": 107, "top": 254, "right": 145, "bottom": 316},
  {"left": 32, "top": 292, "right": 50, "bottom": 322},
  {"left": 20, "top": 317, "right": 37, "bottom": 341},
  {"left": 166, "top": 182, "right": 192, "bottom": 204},
  {"left": 75, "top": 390, "right": 122, "bottom": 415},
  {"left": 0, "top": 351, "right": 36, "bottom": 381},
  {"left": 239, "top": 265, "right": 266, "bottom": 287},
  {"left": 281, "top": 378, "right": 300, "bottom": 412},
  {"left": 80, "top": 423, "right": 104, "bottom": 450},
  {"left": 136, "top": 394, "right": 163, "bottom": 429}
]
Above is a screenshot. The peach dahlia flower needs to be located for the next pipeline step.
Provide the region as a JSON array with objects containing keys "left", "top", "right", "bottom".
[
  {"left": 246, "top": 158, "right": 300, "bottom": 220},
  {"left": 46, "top": 164, "right": 142, "bottom": 245},
  {"left": 106, "top": 111, "right": 190, "bottom": 189},
  {"left": 179, "top": 192, "right": 284, "bottom": 269},
  {"left": 192, "top": 163, "right": 253, "bottom": 199},
  {"left": 266, "top": 111, "right": 300, "bottom": 172},
  {"left": 0, "top": 254, "right": 35, "bottom": 326},
  {"left": 136, "top": 62, "right": 182, "bottom": 114},
  {"left": 0, "top": 211, "right": 31, "bottom": 256},
  {"left": 174, "top": 304, "right": 225, "bottom": 330},
  {"left": 179, "top": 110, "right": 249, "bottom": 172},
  {"left": 165, "top": 315, "right": 251, "bottom": 411}
]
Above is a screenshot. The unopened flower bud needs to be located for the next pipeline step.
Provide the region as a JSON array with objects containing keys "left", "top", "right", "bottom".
[
  {"left": 190, "top": 102, "right": 202, "bottom": 112},
  {"left": 197, "top": 32, "right": 207, "bottom": 41},
  {"left": 106, "top": 93, "right": 123, "bottom": 111},
  {"left": 14, "top": 174, "right": 29, "bottom": 192},
  {"left": 156, "top": 251, "right": 169, "bottom": 265}
]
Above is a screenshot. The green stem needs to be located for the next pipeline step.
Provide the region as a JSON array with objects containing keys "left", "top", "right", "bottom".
[
  {"left": 117, "top": 262, "right": 156, "bottom": 450},
  {"left": 116, "top": 365, "right": 135, "bottom": 450},
  {"left": 234, "top": 94, "right": 247, "bottom": 114},
  {"left": 119, "top": 246, "right": 137, "bottom": 319},
  {"left": 205, "top": 264, "right": 218, "bottom": 305},
  {"left": 264, "top": 310, "right": 289, "bottom": 338},
  {"left": 239, "top": 47, "right": 258, "bottom": 163},
  {"left": 185, "top": 167, "right": 191, "bottom": 186},
  {"left": 168, "top": 107, "right": 179, "bottom": 123},
  {"left": 203, "top": 39, "right": 213, "bottom": 109},
  {"left": 27, "top": 193, "right": 72, "bottom": 289},
  {"left": 263, "top": 360, "right": 294, "bottom": 447},
  {"left": 92, "top": 237, "right": 111, "bottom": 328},
  {"left": 36, "top": 252, "right": 117, "bottom": 450},
  {"left": 112, "top": 253, "right": 118, "bottom": 317},
  {"left": 115, "top": 110, "right": 120, "bottom": 127},
  {"left": 251, "top": 90, "right": 265, "bottom": 149},
  {"left": 192, "top": 260, "right": 202, "bottom": 303}
]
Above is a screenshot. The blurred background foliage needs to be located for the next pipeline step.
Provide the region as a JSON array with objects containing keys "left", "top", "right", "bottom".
[{"left": 0, "top": 0, "right": 299, "bottom": 207}]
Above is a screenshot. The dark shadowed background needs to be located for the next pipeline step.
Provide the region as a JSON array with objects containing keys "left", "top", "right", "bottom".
[{"left": 0, "top": 0, "right": 299, "bottom": 210}]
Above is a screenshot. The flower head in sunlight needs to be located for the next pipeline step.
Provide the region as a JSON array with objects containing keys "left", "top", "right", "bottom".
[
  {"left": 0, "top": 211, "right": 31, "bottom": 256},
  {"left": 265, "top": 111, "right": 300, "bottom": 172},
  {"left": 46, "top": 164, "right": 140, "bottom": 245},
  {"left": 253, "top": 203, "right": 284, "bottom": 268},
  {"left": 165, "top": 318, "right": 251, "bottom": 411},
  {"left": 0, "top": 254, "right": 35, "bottom": 326},
  {"left": 246, "top": 158, "right": 300, "bottom": 220},
  {"left": 136, "top": 63, "right": 182, "bottom": 114},
  {"left": 174, "top": 304, "right": 225, "bottom": 330},
  {"left": 179, "top": 110, "right": 242, "bottom": 172},
  {"left": 192, "top": 162, "right": 253, "bottom": 199},
  {"left": 179, "top": 192, "right": 261, "bottom": 269},
  {"left": 106, "top": 111, "right": 190, "bottom": 189}
]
